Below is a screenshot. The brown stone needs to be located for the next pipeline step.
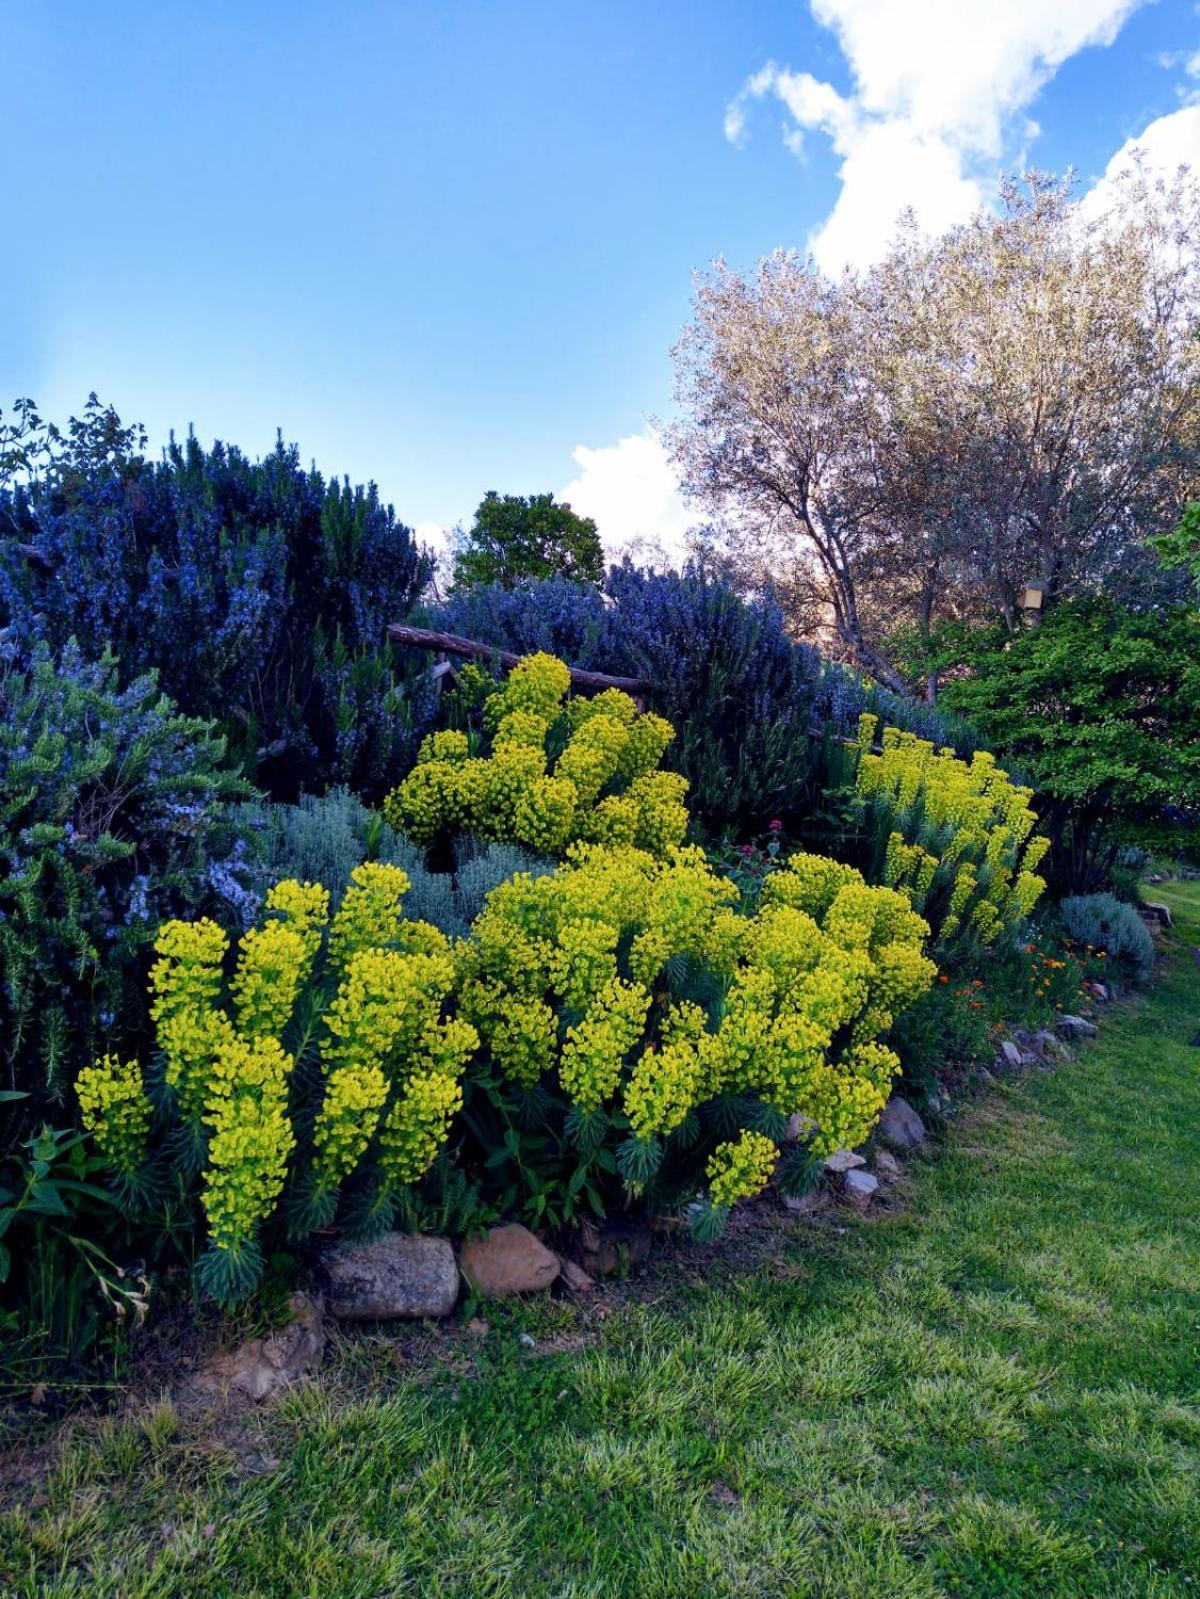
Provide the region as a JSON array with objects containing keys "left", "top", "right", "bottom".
[
  {"left": 873, "top": 1149, "right": 902, "bottom": 1183},
  {"left": 459, "top": 1223, "right": 560, "bottom": 1296},
  {"left": 189, "top": 1292, "right": 324, "bottom": 1403},
  {"left": 557, "top": 1257, "right": 595, "bottom": 1294}
]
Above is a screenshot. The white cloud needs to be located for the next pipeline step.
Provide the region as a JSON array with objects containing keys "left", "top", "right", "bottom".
[
  {"left": 1081, "top": 101, "right": 1200, "bottom": 220},
  {"left": 414, "top": 518, "right": 451, "bottom": 561},
  {"left": 559, "top": 432, "right": 695, "bottom": 569},
  {"left": 727, "top": 0, "right": 1146, "bottom": 272}
]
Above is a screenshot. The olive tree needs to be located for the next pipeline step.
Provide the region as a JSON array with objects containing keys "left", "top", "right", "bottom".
[{"left": 669, "top": 166, "right": 1200, "bottom": 692}]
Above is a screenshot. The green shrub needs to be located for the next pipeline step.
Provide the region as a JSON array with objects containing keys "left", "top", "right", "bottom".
[
  {"left": 243, "top": 788, "right": 549, "bottom": 940},
  {"left": 0, "top": 645, "right": 255, "bottom": 1156},
  {"left": 1059, "top": 893, "right": 1154, "bottom": 981}
]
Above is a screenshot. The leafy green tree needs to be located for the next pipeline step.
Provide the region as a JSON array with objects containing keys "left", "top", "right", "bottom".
[
  {"left": 936, "top": 599, "right": 1200, "bottom": 892},
  {"left": 1154, "top": 498, "right": 1200, "bottom": 580},
  {"left": 450, "top": 491, "right": 604, "bottom": 590}
]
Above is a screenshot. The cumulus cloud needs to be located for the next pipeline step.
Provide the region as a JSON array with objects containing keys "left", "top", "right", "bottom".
[
  {"left": 559, "top": 432, "right": 695, "bottom": 569},
  {"left": 1079, "top": 102, "right": 1200, "bottom": 226},
  {"left": 727, "top": 0, "right": 1146, "bottom": 272}
]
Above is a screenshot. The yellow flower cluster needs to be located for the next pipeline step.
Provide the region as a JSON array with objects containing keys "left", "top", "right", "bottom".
[
  {"left": 129, "top": 863, "right": 475, "bottom": 1260},
  {"left": 328, "top": 862, "right": 412, "bottom": 970},
  {"left": 200, "top": 1033, "right": 296, "bottom": 1254},
  {"left": 382, "top": 651, "right": 684, "bottom": 858},
  {"left": 76, "top": 1054, "right": 151, "bottom": 1177},
  {"left": 310, "top": 940, "right": 476, "bottom": 1197},
  {"left": 855, "top": 715, "right": 1049, "bottom": 945},
  {"left": 378, "top": 1068, "right": 465, "bottom": 1186},
  {"left": 707, "top": 1130, "right": 778, "bottom": 1208},
  {"left": 150, "top": 918, "right": 231, "bottom": 1118},
  {"left": 457, "top": 840, "right": 935, "bottom": 1173}
]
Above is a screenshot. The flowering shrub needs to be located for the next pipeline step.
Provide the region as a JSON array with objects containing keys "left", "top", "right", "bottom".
[
  {"left": 0, "top": 646, "right": 257, "bottom": 1158},
  {"left": 454, "top": 841, "right": 935, "bottom": 1231},
  {"left": 384, "top": 652, "right": 687, "bottom": 860},
  {"left": 853, "top": 715, "right": 1050, "bottom": 951},
  {"left": 0, "top": 401, "right": 435, "bottom": 796},
  {"left": 435, "top": 563, "right": 980, "bottom": 839},
  {"left": 78, "top": 863, "right": 476, "bottom": 1304}
]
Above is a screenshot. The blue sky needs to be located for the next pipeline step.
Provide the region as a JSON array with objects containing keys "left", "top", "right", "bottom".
[{"left": 4, "top": 1, "right": 1200, "bottom": 556}]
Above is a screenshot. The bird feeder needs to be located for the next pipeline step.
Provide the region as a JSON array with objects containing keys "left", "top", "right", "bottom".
[{"left": 1018, "top": 584, "right": 1045, "bottom": 613}]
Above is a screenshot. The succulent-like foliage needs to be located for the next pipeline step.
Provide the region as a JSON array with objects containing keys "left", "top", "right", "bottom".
[
  {"left": 455, "top": 840, "right": 935, "bottom": 1226},
  {"left": 80, "top": 864, "right": 475, "bottom": 1304},
  {"left": 853, "top": 715, "right": 1049, "bottom": 951}
]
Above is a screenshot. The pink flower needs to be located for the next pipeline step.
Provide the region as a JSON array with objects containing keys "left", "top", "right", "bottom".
[
  {"left": 769, "top": 818, "right": 782, "bottom": 831},
  {"left": 740, "top": 844, "right": 754, "bottom": 855}
]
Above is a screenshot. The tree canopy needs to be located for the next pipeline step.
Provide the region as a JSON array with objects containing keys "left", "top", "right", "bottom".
[
  {"left": 450, "top": 490, "right": 604, "bottom": 590},
  {"left": 669, "top": 166, "right": 1200, "bottom": 694},
  {"left": 936, "top": 599, "right": 1200, "bottom": 891}
]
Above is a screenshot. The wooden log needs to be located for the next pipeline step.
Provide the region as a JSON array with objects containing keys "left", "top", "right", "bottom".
[
  {"left": 387, "top": 621, "right": 881, "bottom": 750},
  {"left": 387, "top": 623, "right": 650, "bottom": 696}
]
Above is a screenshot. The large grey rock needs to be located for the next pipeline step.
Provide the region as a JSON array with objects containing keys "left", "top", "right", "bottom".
[
  {"left": 876, "top": 1095, "right": 927, "bottom": 1150},
  {"left": 1056, "top": 1014, "right": 1099, "bottom": 1042},
  {"left": 1142, "top": 901, "right": 1173, "bottom": 927},
  {"left": 459, "top": 1223, "right": 560, "bottom": 1296},
  {"left": 190, "top": 1292, "right": 324, "bottom": 1402},
  {"left": 1000, "top": 1040, "right": 1024, "bottom": 1071},
  {"left": 840, "top": 1170, "right": 879, "bottom": 1212},
  {"left": 824, "top": 1148, "right": 867, "bottom": 1174},
  {"left": 323, "top": 1233, "right": 459, "bottom": 1320}
]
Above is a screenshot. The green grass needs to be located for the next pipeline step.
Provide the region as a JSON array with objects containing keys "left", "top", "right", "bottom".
[{"left": 4, "top": 888, "right": 1200, "bottom": 1597}]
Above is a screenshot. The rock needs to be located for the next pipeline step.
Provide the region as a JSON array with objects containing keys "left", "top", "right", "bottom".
[
  {"left": 459, "top": 1224, "right": 560, "bottom": 1296},
  {"left": 1000, "top": 1040, "right": 1024, "bottom": 1071},
  {"left": 557, "top": 1257, "right": 595, "bottom": 1294},
  {"left": 1056, "top": 1014, "right": 1099, "bottom": 1041},
  {"left": 783, "top": 1186, "right": 826, "bottom": 1215},
  {"left": 824, "top": 1149, "right": 868, "bottom": 1173},
  {"left": 976, "top": 1067, "right": 995, "bottom": 1085},
  {"left": 517, "top": 1331, "right": 536, "bottom": 1349},
  {"left": 577, "top": 1216, "right": 652, "bottom": 1278},
  {"left": 840, "top": 1170, "right": 879, "bottom": 1212},
  {"left": 873, "top": 1149, "right": 902, "bottom": 1183},
  {"left": 877, "top": 1095, "right": 927, "bottom": 1150},
  {"left": 784, "top": 1112, "right": 817, "bottom": 1142},
  {"left": 323, "top": 1234, "right": 459, "bottom": 1321},
  {"left": 1142, "top": 900, "right": 1173, "bottom": 927},
  {"left": 190, "top": 1293, "right": 324, "bottom": 1403}
]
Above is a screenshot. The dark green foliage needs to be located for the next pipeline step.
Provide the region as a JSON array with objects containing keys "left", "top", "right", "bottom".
[
  {"left": 938, "top": 599, "right": 1200, "bottom": 892},
  {"left": 0, "top": 1118, "right": 148, "bottom": 1382},
  {"left": 0, "top": 395, "right": 436, "bottom": 798},
  {"left": 0, "top": 646, "right": 256, "bottom": 1154},
  {"left": 436, "top": 563, "right": 979, "bottom": 843},
  {"left": 450, "top": 491, "right": 604, "bottom": 590}
]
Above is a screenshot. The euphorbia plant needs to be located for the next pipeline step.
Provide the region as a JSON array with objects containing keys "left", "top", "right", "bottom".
[{"left": 78, "top": 864, "right": 476, "bottom": 1305}]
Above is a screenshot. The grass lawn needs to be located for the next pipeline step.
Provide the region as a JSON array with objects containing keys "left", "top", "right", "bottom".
[{"left": 4, "top": 886, "right": 1199, "bottom": 1598}]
